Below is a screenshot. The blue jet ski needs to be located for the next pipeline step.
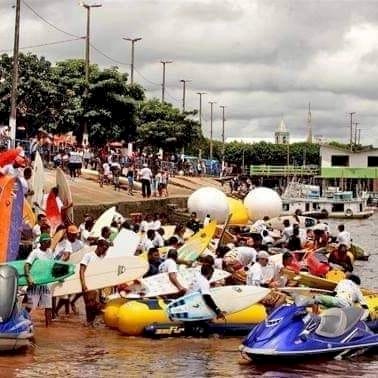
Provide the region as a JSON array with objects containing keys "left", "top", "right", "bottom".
[
  {"left": 0, "top": 265, "right": 33, "bottom": 351},
  {"left": 240, "top": 304, "right": 378, "bottom": 361}
]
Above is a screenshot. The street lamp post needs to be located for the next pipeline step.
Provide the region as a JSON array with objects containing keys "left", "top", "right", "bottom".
[
  {"left": 161, "top": 60, "right": 172, "bottom": 103},
  {"left": 196, "top": 92, "right": 206, "bottom": 127},
  {"left": 123, "top": 37, "right": 142, "bottom": 85},
  {"left": 81, "top": 2, "right": 102, "bottom": 145},
  {"left": 220, "top": 105, "right": 226, "bottom": 167},
  {"left": 180, "top": 79, "right": 191, "bottom": 112},
  {"left": 208, "top": 101, "right": 216, "bottom": 160}
]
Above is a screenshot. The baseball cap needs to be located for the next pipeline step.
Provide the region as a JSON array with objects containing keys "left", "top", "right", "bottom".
[
  {"left": 257, "top": 251, "right": 270, "bottom": 260},
  {"left": 39, "top": 233, "right": 51, "bottom": 243},
  {"left": 67, "top": 224, "right": 79, "bottom": 234}
]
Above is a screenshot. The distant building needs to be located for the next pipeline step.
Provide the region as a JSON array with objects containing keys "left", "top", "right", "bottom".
[
  {"left": 320, "top": 144, "right": 378, "bottom": 192},
  {"left": 275, "top": 119, "right": 290, "bottom": 145}
]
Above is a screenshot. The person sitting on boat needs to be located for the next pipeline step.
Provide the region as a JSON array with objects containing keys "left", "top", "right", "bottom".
[
  {"left": 312, "top": 274, "right": 368, "bottom": 315},
  {"left": 336, "top": 224, "right": 351, "bottom": 248},
  {"left": 303, "top": 228, "right": 315, "bottom": 249},
  {"left": 187, "top": 264, "right": 226, "bottom": 320},
  {"left": 159, "top": 249, "right": 186, "bottom": 295},
  {"left": 328, "top": 243, "right": 354, "bottom": 272},
  {"left": 24, "top": 233, "right": 54, "bottom": 327},
  {"left": 246, "top": 251, "right": 286, "bottom": 308},
  {"left": 282, "top": 251, "right": 301, "bottom": 274},
  {"left": 143, "top": 247, "right": 162, "bottom": 278},
  {"left": 287, "top": 227, "right": 302, "bottom": 251}
]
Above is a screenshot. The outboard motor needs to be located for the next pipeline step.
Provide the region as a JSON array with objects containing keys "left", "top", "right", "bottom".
[{"left": 0, "top": 265, "right": 18, "bottom": 323}]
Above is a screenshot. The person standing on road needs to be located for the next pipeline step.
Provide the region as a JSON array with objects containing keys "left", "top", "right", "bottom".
[{"left": 139, "top": 163, "right": 152, "bottom": 198}]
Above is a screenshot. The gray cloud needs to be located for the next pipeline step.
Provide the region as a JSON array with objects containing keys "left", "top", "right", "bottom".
[{"left": 1, "top": 0, "right": 378, "bottom": 145}]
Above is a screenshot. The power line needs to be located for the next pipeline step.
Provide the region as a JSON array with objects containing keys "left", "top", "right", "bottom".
[
  {"left": 134, "top": 68, "right": 160, "bottom": 87},
  {"left": 89, "top": 43, "right": 130, "bottom": 66},
  {"left": 0, "top": 37, "right": 85, "bottom": 54},
  {"left": 22, "top": 0, "right": 82, "bottom": 39}
]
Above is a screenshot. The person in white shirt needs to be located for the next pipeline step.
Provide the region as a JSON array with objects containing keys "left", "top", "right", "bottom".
[
  {"left": 153, "top": 229, "right": 165, "bottom": 248},
  {"left": 246, "top": 251, "right": 280, "bottom": 288},
  {"left": 140, "top": 214, "right": 155, "bottom": 232},
  {"left": 80, "top": 239, "right": 110, "bottom": 326},
  {"left": 311, "top": 274, "right": 368, "bottom": 315},
  {"left": 159, "top": 249, "right": 186, "bottom": 294},
  {"left": 336, "top": 224, "right": 351, "bottom": 248},
  {"left": 139, "top": 163, "right": 152, "bottom": 198},
  {"left": 32, "top": 214, "right": 48, "bottom": 240},
  {"left": 54, "top": 224, "right": 84, "bottom": 260},
  {"left": 233, "top": 245, "right": 257, "bottom": 266},
  {"left": 153, "top": 214, "right": 162, "bottom": 230},
  {"left": 187, "top": 264, "right": 226, "bottom": 319},
  {"left": 140, "top": 229, "right": 155, "bottom": 251},
  {"left": 79, "top": 216, "right": 95, "bottom": 244},
  {"left": 24, "top": 233, "right": 54, "bottom": 326}
]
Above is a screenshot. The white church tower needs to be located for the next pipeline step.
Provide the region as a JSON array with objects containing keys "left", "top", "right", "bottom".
[{"left": 275, "top": 118, "right": 290, "bottom": 144}]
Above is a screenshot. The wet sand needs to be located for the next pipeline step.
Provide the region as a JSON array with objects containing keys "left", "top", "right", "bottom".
[{"left": 1, "top": 214, "right": 377, "bottom": 377}]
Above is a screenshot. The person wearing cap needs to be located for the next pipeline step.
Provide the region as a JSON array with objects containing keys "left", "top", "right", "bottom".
[
  {"left": 246, "top": 251, "right": 286, "bottom": 308},
  {"left": 80, "top": 239, "right": 110, "bottom": 326},
  {"left": 24, "top": 233, "right": 54, "bottom": 327},
  {"left": 246, "top": 251, "right": 280, "bottom": 288},
  {"left": 54, "top": 224, "right": 84, "bottom": 261},
  {"left": 138, "top": 163, "right": 153, "bottom": 198}
]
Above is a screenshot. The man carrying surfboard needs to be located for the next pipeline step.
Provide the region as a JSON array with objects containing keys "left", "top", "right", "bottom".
[
  {"left": 187, "top": 264, "right": 226, "bottom": 320},
  {"left": 80, "top": 239, "right": 110, "bottom": 326},
  {"left": 24, "top": 233, "right": 54, "bottom": 327}
]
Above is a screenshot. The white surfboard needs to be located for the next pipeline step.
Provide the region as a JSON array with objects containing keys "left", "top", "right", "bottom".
[
  {"left": 131, "top": 267, "right": 230, "bottom": 298},
  {"left": 106, "top": 229, "right": 140, "bottom": 258},
  {"left": 90, "top": 206, "right": 117, "bottom": 238},
  {"left": 56, "top": 167, "right": 73, "bottom": 222},
  {"left": 168, "top": 285, "right": 270, "bottom": 321},
  {"left": 51, "top": 256, "right": 148, "bottom": 297},
  {"left": 31, "top": 151, "right": 45, "bottom": 212},
  {"left": 68, "top": 245, "right": 97, "bottom": 264}
]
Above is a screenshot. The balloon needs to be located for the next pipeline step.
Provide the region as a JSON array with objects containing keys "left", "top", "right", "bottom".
[
  {"left": 244, "top": 187, "right": 282, "bottom": 221},
  {"left": 187, "top": 187, "right": 229, "bottom": 223}
]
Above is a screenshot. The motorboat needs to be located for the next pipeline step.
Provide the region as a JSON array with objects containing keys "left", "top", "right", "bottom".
[
  {"left": 0, "top": 265, "right": 33, "bottom": 351},
  {"left": 239, "top": 304, "right": 378, "bottom": 361}
]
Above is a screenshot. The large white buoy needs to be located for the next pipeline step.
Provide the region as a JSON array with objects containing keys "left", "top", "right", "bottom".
[
  {"left": 188, "top": 187, "right": 229, "bottom": 223},
  {"left": 244, "top": 187, "right": 282, "bottom": 221}
]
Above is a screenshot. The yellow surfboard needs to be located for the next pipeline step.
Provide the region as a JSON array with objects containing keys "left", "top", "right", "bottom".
[
  {"left": 178, "top": 220, "right": 217, "bottom": 262},
  {"left": 23, "top": 200, "right": 36, "bottom": 229}
]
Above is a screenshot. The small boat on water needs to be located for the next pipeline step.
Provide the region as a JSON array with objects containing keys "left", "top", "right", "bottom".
[
  {"left": 281, "top": 183, "right": 374, "bottom": 219},
  {"left": 240, "top": 304, "right": 378, "bottom": 361}
]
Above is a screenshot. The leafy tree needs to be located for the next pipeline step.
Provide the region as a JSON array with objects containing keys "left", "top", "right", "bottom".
[{"left": 137, "top": 99, "right": 202, "bottom": 152}]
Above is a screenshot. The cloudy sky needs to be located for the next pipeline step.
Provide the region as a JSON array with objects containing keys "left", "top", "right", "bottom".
[{"left": 2, "top": 0, "right": 378, "bottom": 144}]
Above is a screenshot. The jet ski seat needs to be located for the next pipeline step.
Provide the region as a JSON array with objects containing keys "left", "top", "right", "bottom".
[{"left": 315, "top": 307, "right": 364, "bottom": 338}]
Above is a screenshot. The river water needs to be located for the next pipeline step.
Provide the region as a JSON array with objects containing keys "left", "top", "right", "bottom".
[{"left": 1, "top": 214, "right": 377, "bottom": 377}]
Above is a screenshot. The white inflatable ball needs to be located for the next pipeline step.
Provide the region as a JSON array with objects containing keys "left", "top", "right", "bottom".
[
  {"left": 244, "top": 187, "right": 282, "bottom": 221},
  {"left": 188, "top": 187, "right": 229, "bottom": 223}
]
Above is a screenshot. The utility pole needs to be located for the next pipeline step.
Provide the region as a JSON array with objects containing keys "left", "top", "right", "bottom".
[
  {"left": 307, "top": 102, "right": 312, "bottom": 144},
  {"left": 208, "top": 101, "right": 216, "bottom": 160},
  {"left": 123, "top": 37, "right": 142, "bottom": 85},
  {"left": 81, "top": 2, "right": 102, "bottom": 145},
  {"left": 180, "top": 79, "right": 191, "bottom": 112},
  {"left": 220, "top": 105, "right": 226, "bottom": 166},
  {"left": 358, "top": 129, "right": 361, "bottom": 145},
  {"left": 9, "top": 0, "right": 21, "bottom": 147},
  {"left": 196, "top": 92, "right": 206, "bottom": 127},
  {"left": 161, "top": 60, "right": 172, "bottom": 103},
  {"left": 354, "top": 122, "right": 359, "bottom": 145},
  {"left": 348, "top": 112, "right": 355, "bottom": 151}
]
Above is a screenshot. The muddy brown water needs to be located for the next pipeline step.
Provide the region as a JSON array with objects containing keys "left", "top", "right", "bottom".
[{"left": 1, "top": 214, "right": 377, "bottom": 377}]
